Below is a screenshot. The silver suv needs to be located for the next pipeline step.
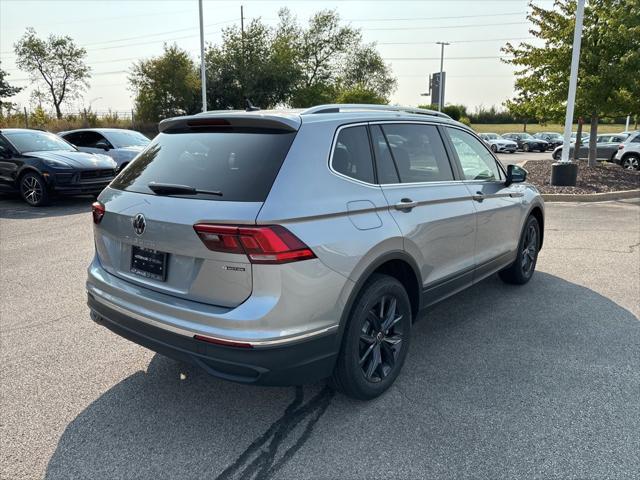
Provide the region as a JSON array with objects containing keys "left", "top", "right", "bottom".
[{"left": 87, "top": 104, "right": 544, "bottom": 400}]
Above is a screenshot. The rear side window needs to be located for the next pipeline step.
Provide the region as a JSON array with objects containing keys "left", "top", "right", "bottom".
[
  {"left": 332, "top": 126, "right": 375, "bottom": 184},
  {"left": 380, "top": 124, "right": 453, "bottom": 183},
  {"left": 631, "top": 135, "right": 640, "bottom": 143},
  {"left": 111, "top": 129, "right": 296, "bottom": 202}
]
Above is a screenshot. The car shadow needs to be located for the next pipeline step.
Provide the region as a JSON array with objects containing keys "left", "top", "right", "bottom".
[
  {"left": 0, "top": 193, "right": 93, "bottom": 219},
  {"left": 44, "top": 272, "right": 640, "bottom": 479}
]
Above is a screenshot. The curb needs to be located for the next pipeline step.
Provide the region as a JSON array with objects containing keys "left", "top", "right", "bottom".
[{"left": 541, "top": 189, "right": 640, "bottom": 202}]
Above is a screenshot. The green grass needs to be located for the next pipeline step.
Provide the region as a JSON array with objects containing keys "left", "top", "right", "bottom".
[{"left": 471, "top": 123, "right": 630, "bottom": 135}]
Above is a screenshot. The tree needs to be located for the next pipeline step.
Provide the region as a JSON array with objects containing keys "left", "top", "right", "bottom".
[
  {"left": 202, "top": 9, "right": 396, "bottom": 109},
  {"left": 503, "top": 0, "right": 640, "bottom": 166},
  {"left": 0, "top": 62, "right": 22, "bottom": 111},
  {"left": 205, "top": 11, "right": 300, "bottom": 110},
  {"left": 337, "top": 44, "right": 396, "bottom": 103},
  {"left": 129, "top": 44, "right": 200, "bottom": 122},
  {"left": 14, "top": 28, "right": 91, "bottom": 119}
]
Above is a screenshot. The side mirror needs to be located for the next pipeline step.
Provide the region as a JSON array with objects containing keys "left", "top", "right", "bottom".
[
  {"left": 506, "top": 164, "right": 527, "bottom": 186},
  {"left": 95, "top": 140, "right": 110, "bottom": 151}
]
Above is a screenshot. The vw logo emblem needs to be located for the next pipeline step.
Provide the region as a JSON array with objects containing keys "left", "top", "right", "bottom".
[{"left": 132, "top": 214, "right": 146, "bottom": 236}]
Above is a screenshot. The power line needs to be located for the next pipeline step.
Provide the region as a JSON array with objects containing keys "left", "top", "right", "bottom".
[
  {"left": 378, "top": 36, "right": 533, "bottom": 45},
  {"left": 362, "top": 21, "right": 528, "bottom": 31},
  {"left": 346, "top": 11, "right": 525, "bottom": 22}
]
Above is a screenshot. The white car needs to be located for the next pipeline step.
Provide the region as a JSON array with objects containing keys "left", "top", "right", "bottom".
[
  {"left": 613, "top": 131, "right": 640, "bottom": 170},
  {"left": 59, "top": 128, "right": 150, "bottom": 171},
  {"left": 478, "top": 133, "right": 517, "bottom": 153}
]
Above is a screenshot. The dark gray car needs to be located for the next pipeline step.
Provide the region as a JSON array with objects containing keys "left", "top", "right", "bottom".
[
  {"left": 552, "top": 134, "right": 628, "bottom": 161},
  {"left": 86, "top": 104, "right": 545, "bottom": 400}
]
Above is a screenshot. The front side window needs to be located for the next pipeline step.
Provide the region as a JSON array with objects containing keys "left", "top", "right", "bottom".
[
  {"left": 332, "top": 126, "right": 375, "bottom": 184},
  {"left": 380, "top": 124, "right": 453, "bottom": 183},
  {"left": 446, "top": 128, "right": 502, "bottom": 181}
]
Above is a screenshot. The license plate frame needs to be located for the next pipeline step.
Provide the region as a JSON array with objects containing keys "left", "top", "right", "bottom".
[{"left": 130, "top": 246, "right": 168, "bottom": 281}]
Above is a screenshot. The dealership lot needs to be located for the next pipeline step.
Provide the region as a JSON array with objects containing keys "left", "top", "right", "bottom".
[{"left": 1, "top": 194, "right": 638, "bottom": 480}]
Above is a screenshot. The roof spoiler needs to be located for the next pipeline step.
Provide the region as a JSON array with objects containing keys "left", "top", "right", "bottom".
[{"left": 159, "top": 112, "right": 300, "bottom": 133}]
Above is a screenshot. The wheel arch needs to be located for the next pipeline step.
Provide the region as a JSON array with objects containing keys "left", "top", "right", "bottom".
[
  {"left": 334, "top": 251, "right": 422, "bottom": 352},
  {"left": 528, "top": 205, "right": 544, "bottom": 249}
]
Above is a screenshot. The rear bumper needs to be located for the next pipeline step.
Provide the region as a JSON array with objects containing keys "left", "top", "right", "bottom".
[{"left": 89, "top": 294, "right": 338, "bottom": 385}]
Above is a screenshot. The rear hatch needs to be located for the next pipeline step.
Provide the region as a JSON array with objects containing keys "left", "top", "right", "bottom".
[{"left": 93, "top": 114, "right": 298, "bottom": 308}]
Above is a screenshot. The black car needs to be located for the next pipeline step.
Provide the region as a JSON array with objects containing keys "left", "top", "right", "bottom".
[
  {"left": 502, "top": 133, "right": 549, "bottom": 152},
  {"left": 0, "top": 129, "right": 117, "bottom": 206},
  {"left": 533, "top": 132, "right": 563, "bottom": 150}
]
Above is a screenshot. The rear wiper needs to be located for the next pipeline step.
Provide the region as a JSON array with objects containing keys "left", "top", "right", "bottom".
[{"left": 147, "top": 182, "right": 222, "bottom": 196}]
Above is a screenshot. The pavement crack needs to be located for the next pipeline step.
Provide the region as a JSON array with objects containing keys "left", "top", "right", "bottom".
[
  {"left": 2, "top": 313, "right": 74, "bottom": 333},
  {"left": 215, "top": 385, "right": 335, "bottom": 480}
]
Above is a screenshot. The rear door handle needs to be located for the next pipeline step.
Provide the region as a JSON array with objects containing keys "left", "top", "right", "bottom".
[
  {"left": 472, "top": 192, "right": 485, "bottom": 202},
  {"left": 394, "top": 198, "right": 418, "bottom": 211}
]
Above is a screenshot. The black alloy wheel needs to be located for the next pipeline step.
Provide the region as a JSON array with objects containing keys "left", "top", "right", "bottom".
[
  {"left": 499, "top": 215, "right": 540, "bottom": 285},
  {"left": 331, "top": 274, "right": 412, "bottom": 400}
]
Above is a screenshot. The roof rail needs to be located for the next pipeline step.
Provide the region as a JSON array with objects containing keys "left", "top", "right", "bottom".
[{"left": 300, "top": 104, "right": 451, "bottom": 119}]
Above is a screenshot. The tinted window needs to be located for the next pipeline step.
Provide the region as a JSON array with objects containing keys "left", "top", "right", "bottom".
[
  {"left": 446, "top": 128, "right": 502, "bottom": 181},
  {"left": 631, "top": 135, "right": 640, "bottom": 143},
  {"left": 111, "top": 129, "right": 296, "bottom": 202},
  {"left": 3, "top": 131, "right": 75, "bottom": 153},
  {"left": 370, "top": 125, "right": 399, "bottom": 184},
  {"left": 381, "top": 124, "right": 453, "bottom": 183},
  {"left": 332, "top": 126, "right": 375, "bottom": 184}
]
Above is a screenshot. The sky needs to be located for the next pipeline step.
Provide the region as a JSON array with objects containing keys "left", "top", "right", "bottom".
[{"left": 0, "top": 0, "right": 555, "bottom": 115}]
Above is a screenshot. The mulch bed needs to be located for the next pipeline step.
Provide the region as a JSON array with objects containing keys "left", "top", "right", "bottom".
[{"left": 523, "top": 160, "right": 640, "bottom": 194}]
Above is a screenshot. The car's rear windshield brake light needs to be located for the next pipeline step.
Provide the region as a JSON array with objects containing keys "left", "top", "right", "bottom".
[{"left": 193, "top": 224, "right": 315, "bottom": 264}]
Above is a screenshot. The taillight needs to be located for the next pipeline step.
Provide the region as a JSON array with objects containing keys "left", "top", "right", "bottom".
[
  {"left": 92, "top": 202, "right": 105, "bottom": 224},
  {"left": 193, "top": 224, "right": 316, "bottom": 264}
]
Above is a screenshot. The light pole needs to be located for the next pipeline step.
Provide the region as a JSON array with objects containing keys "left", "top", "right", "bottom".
[
  {"left": 436, "top": 42, "right": 449, "bottom": 112},
  {"left": 199, "top": 0, "right": 207, "bottom": 112},
  {"left": 551, "top": 0, "right": 585, "bottom": 186}
]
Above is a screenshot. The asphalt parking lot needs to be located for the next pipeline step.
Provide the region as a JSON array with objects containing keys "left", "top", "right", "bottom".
[{"left": 1, "top": 194, "right": 639, "bottom": 480}]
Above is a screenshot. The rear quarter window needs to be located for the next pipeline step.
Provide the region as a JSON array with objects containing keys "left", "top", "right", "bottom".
[{"left": 110, "top": 129, "right": 296, "bottom": 202}]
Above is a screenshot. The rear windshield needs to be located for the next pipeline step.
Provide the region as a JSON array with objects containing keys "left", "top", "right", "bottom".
[{"left": 111, "top": 129, "right": 296, "bottom": 202}]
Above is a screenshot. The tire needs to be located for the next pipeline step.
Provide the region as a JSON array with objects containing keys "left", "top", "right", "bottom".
[
  {"left": 331, "top": 274, "right": 412, "bottom": 400},
  {"left": 19, "top": 172, "right": 50, "bottom": 207},
  {"left": 523, "top": 143, "right": 530, "bottom": 152},
  {"left": 621, "top": 154, "right": 640, "bottom": 171},
  {"left": 499, "top": 215, "right": 540, "bottom": 285},
  {"left": 490, "top": 144, "right": 497, "bottom": 153}
]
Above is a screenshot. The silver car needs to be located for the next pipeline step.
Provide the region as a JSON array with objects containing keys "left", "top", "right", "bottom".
[
  {"left": 59, "top": 128, "right": 150, "bottom": 171},
  {"left": 613, "top": 131, "right": 640, "bottom": 170},
  {"left": 478, "top": 132, "right": 517, "bottom": 153},
  {"left": 87, "top": 104, "right": 544, "bottom": 400}
]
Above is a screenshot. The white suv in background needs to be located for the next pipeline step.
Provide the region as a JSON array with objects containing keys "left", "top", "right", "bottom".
[{"left": 613, "top": 131, "right": 640, "bottom": 170}]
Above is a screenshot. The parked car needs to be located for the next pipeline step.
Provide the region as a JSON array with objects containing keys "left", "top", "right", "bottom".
[
  {"left": 478, "top": 133, "right": 517, "bottom": 153},
  {"left": 533, "top": 132, "right": 563, "bottom": 150},
  {"left": 571, "top": 132, "right": 590, "bottom": 142},
  {"left": 86, "top": 104, "right": 544, "bottom": 400},
  {"left": 502, "top": 133, "right": 548, "bottom": 152},
  {"left": 552, "top": 134, "right": 629, "bottom": 162},
  {"left": 613, "top": 131, "right": 640, "bottom": 170},
  {"left": 59, "top": 128, "right": 150, "bottom": 171},
  {"left": 0, "top": 128, "right": 117, "bottom": 206}
]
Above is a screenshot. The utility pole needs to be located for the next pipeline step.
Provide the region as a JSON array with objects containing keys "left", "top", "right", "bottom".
[
  {"left": 551, "top": 0, "right": 585, "bottom": 186},
  {"left": 240, "top": 5, "right": 245, "bottom": 103},
  {"left": 199, "top": 0, "right": 207, "bottom": 112},
  {"left": 436, "top": 42, "right": 449, "bottom": 112}
]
